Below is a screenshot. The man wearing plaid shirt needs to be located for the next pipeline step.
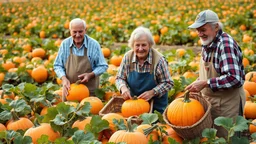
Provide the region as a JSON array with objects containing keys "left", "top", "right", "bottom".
[{"left": 186, "top": 10, "right": 245, "bottom": 138}]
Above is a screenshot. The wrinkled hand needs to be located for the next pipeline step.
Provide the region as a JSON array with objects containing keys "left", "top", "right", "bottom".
[
  {"left": 61, "top": 77, "right": 70, "bottom": 102},
  {"left": 138, "top": 90, "right": 154, "bottom": 101},
  {"left": 185, "top": 80, "right": 208, "bottom": 92},
  {"left": 78, "top": 73, "right": 92, "bottom": 83},
  {"left": 121, "top": 86, "right": 132, "bottom": 100}
]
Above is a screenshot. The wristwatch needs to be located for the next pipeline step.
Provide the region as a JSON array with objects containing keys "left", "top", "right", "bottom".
[{"left": 153, "top": 89, "right": 157, "bottom": 96}]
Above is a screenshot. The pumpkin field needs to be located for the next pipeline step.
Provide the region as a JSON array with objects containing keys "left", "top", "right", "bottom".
[{"left": 0, "top": 0, "right": 255, "bottom": 143}]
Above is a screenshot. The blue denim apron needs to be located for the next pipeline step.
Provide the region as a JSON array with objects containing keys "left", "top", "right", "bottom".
[{"left": 126, "top": 50, "right": 168, "bottom": 114}]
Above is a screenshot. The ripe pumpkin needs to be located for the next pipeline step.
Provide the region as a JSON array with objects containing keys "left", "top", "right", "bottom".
[
  {"left": 31, "top": 65, "right": 48, "bottom": 83},
  {"left": 0, "top": 123, "right": 6, "bottom": 131},
  {"left": 166, "top": 91, "right": 205, "bottom": 126},
  {"left": 163, "top": 127, "right": 183, "bottom": 144},
  {"left": 24, "top": 123, "right": 60, "bottom": 144},
  {"left": 80, "top": 97, "right": 103, "bottom": 115},
  {"left": 108, "top": 116, "right": 148, "bottom": 144},
  {"left": 31, "top": 48, "right": 46, "bottom": 58},
  {"left": 121, "top": 97, "right": 150, "bottom": 118},
  {"left": 66, "top": 80, "right": 89, "bottom": 102},
  {"left": 7, "top": 110, "right": 34, "bottom": 131},
  {"left": 244, "top": 100, "right": 256, "bottom": 119},
  {"left": 72, "top": 117, "right": 92, "bottom": 130},
  {"left": 102, "top": 113, "right": 127, "bottom": 132},
  {"left": 244, "top": 81, "right": 256, "bottom": 96},
  {"left": 249, "top": 119, "right": 256, "bottom": 134}
]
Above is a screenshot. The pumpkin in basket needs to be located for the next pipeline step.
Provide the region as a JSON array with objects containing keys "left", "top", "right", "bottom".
[
  {"left": 166, "top": 91, "right": 205, "bottom": 126},
  {"left": 66, "top": 80, "right": 89, "bottom": 102},
  {"left": 121, "top": 96, "right": 150, "bottom": 118}
]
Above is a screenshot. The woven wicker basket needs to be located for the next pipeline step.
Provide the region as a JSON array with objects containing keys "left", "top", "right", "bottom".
[
  {"left": 99, "top": 96, "right": 153, "bottom": 124},
  {"left": 163, "top": 92, "right": 212, "bottom": 140}
]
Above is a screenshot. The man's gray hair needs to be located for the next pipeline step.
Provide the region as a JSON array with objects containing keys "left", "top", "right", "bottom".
[
  {"left": 209, "top": 22, "right": 223, "bottom": 30},
  {"left": 128, "top": 26, "right": 155, "bottom": 48},
  {"left": 69, "top": 18, "right": 86, "bottom": 30}
]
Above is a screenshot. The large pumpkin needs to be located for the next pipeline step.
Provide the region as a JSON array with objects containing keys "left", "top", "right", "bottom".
[
  {"left": 121, "top": 97, "right": 150, "bottom": 118},
  {"left": 108, "top": 116, "right": 148, "bottom": 144},
  {"left": 66, "top": 80, "right": 89, "bottom": 102},
  {"left": 24, "top": 123, "right": 60, "bottom": 144},
  {"left": 166, "top": 91, "right": 205, "bottom": 126}
]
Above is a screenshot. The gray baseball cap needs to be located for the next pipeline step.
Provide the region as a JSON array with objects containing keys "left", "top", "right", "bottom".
[{"left": 188, "top": 9, "right": 219, "bottom": 29}]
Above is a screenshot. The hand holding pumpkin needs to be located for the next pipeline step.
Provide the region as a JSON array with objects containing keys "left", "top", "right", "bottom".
[
  {"left": 61, "top": 76, "right": 70, "bottom": 101},
  {"left": 137, "top": 89, "right": 155, "bottom": 101},
  {"left": 120, "top": 86, "right": 132, "bottom": 100}
]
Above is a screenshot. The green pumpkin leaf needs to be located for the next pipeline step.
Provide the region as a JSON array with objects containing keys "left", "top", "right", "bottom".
[
  {"left": 202, "top": 128, "right": 217, "bottom": 139},
  {"left": 230, "top": 136, "right": 249, "bottom": 144},
  {"left": 140, "top": 113, "right": 158, "bottom": 125},
  {"left": 214, "top": 116, "right": 233, "bottom": 130},
  {"left": 85, "top": 115, "right": 109, "bottom": 135},
  {"left": 233, "top": 116, "right": 249, "bottom": 132},
  {"left": 37, "top": 135, "right": 50, "bottom": 144},
  {"left": 42, "top": 106, "right": 58, "bottom": 123},
  {"left": 13, "top": 135, "right": 32, "bottom": 144},
  {"left": 71, "top": 130, "right": 98, "bottom": 143},
  {"left": 76, "top": 101, "right": 91, "bottom": 116},
  {"left": 54, "top": 137, "right": 74, "bottom": 144}
]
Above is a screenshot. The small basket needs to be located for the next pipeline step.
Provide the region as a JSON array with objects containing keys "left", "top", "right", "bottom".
[
  {"left": 99, "top": 96, "right": 153, "bottom": 124},
  {"left": 163, "top": 92, "right": 212, "bottom": 140}
]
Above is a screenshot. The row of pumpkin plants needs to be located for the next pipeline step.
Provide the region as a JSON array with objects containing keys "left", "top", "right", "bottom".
[
  {"left": 0, "top": 36, "right": 256, "bottom": 143},
  {"left": 0, "top": 0, "right": 255, "bottom": 46}
]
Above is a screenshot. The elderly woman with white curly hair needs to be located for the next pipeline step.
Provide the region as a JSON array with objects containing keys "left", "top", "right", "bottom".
[{"left": 115, "top": 26, "right": 174, "bottom": 114}]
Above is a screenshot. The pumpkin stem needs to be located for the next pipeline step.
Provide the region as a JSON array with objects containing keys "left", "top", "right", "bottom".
[
  {"left": 0, "top": 90, "right": 4, "bottom": 99},
  {"left": 183, "top": 90, "right": 191, "bottom": 103},
  {"left": 249, "top": 95, "right": 256, "bottom": 102},
  {"left": 249, "top": 73, "right": 253, "bottom": 81},
  {"left": 11, "top": 109, "right": 20, "bottom": 121},
  {"left": 76, "top": 80, "right": 81, "bottom": 84},
  {"left": 143, "top": 124, "right": 158, "bottom": 136},
  {"left": 127, "top": 116, "right": 136, "bottom": 132},
  {"left": 132, "top": 96, "right": 138, "bottom": 100}
]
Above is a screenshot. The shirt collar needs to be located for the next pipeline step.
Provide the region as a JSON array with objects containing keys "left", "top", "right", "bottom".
[
  {"left": 69, "top": 35, "right": 87, "bottom": 48},
  {"left": 202, "top": 29, "right": 222, "bottom": 50},
  {"left": 132, "top": 48, "right": 153, "bottom": 64}
]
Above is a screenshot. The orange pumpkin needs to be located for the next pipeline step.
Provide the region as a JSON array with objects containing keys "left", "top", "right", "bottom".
[
  {"left": 66, "top": 80, "right": 89, "bottom": 102},
  {"left": 80, "top": 97, "right": 103, "bottom": 115},
  {"left": 0, "top": 123, "right": 6, "bottom": 131},
  {"left": 108, "top": 117, "right": 148, "bottom": 144},
  {"left": 24, "top": 123, "right": 60, "bottom": 144},
  {"left": 121, "top": 97, "right": 150, "bottom": 118},
  {"left": 244, "top": 81, "right": 256, "bottom": 96},
  {"left": 31, "top": 66, "right": 48, "bottom": 83},
  {"left": 244, "top": 100, "right": 256, "bottom": 119},
  {"left": 166, "top": 91, "right": 205, "bottom": 126},
  {"left": 163, "top": 127, "right": 183, "bottom": 144},
  {"left": 72, "top": 117, "right": 92, "bottom": 130},
  {"left": 249, "top": 119, "right": 256, "bottom": 134},
  {"left": 7, "top": 111, "right": 34, "bottom": 131}
]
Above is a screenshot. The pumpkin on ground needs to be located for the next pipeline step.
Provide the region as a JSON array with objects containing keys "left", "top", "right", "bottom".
[
  {"left": 80, "top": 97, "right": 103, "bottom": 115},
  {"left": 24, "top": 123, "right": 60, "bottom": 144},
  {"left": 249, "top": 119, "right": 256, "bottom": 134},
  {"left": 166, "top": 91, "right": 205, "bottom": 126},
  {"left": 108, "top": 116, "right": 148, "bottom": 144},
  {"left": 121, "top": 97, "right": 150, "bottom": 118},
  {"left": 162, "top": 127, "right": 183, "bottom": 144},
  {"left": 66, "top": 80, "right": 89, "bottom": 102},
  {"left": 6, "top": 110, "right": 34, "bottom": 131},
  {"left": 244, "top": 99, "right": 256, "bottom": 119}
]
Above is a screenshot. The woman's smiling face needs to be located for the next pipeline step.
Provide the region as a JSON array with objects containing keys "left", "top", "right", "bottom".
[{"left": 133, "top": 35, "right": 151, "bottom": 61}]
